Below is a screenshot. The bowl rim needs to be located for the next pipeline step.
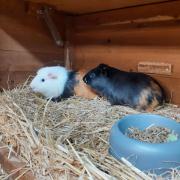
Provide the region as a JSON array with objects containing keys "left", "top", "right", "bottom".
[{"left": 111, "top": 113, "right": 180, "bottom": 146}]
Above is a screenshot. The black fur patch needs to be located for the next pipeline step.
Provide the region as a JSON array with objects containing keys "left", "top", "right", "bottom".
[
  {"left": 52, "top": 71, "right": 77, "bottom": 102},
  {"left": 83, "top": 64, "right": 166, "bottom": 111}
]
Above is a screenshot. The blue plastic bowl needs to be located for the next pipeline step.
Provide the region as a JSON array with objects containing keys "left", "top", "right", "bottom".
[{"left": 109, "top": 114, "right": 180, "bottom": 174}]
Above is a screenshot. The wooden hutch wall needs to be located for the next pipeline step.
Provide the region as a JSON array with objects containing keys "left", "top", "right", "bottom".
[
  {"left": 0, "top": 0, "right": 65, "bottom": 89},
  {"left": 0, "top": 0, "right": 180, "bottom": 104},
  {"left": 71, "top": 0, "right": 180, "bottom": 104}
]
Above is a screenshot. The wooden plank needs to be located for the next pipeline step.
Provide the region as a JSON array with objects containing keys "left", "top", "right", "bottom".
[
  {"left": 150, "top": 75, "right": 180, "bottom": 104},
  {"left": 0, "top": 71, "right": 35, "bottom": 89},
  {"left": 73, "top": 26, "right": 180, "bottom": 46},
  {"left": 0, "top": 0, "right": 65, "bottom": 89},
  {"left": 74, "top": 18, "right": 180, "bottom": 34},
  {"left": 73, "top": 45, "right": 180, "bottom": 78},
  {"left": 138, "top": 62, "right": 172, "bottom": 75},
  {"left": 74, "top": 0, "right": 180, "bottom": 27},
  {"left": 0, "top": 144, "right": 35, "bottom": 179},
  {"left": 0, "top": 0, "right": 26, "bottom": 15},
  {"left": 71, "top": 13, "right": 180, "bottom": 105},
  {"left": 0, "top": 50, "right": 64, "bottom": 89},
  {"left": 0, "top": 10, "right": 65, "bottom": 53},
  {"left": 0, "top": 50, "right": 64, "bottom": 71},
  {"left": 26, "top": 0, "right": 170, "bottom": 14}
]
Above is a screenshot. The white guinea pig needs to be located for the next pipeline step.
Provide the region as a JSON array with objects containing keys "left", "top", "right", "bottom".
[{"left": 30, "top": 66, "right": 97, "bottom": 101}]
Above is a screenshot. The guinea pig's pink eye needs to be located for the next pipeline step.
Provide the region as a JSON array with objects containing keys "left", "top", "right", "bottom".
[{"left": 41, "top": 78, "right": 45, "bottom": 82}]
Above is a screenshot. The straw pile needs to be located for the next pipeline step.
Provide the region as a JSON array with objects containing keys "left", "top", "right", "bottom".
[
  {"left": 0, "top": 82, "right": 179, "bottom": 180},
  {"left": 0, "top": 165, "right": 7, "bottom": 179}
]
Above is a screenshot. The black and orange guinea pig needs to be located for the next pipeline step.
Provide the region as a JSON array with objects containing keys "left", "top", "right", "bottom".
[{"left": 83, "top": 64, "right": 166, "bottom": 112}]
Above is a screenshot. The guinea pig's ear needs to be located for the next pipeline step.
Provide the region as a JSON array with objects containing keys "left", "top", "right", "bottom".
[
  {"left": 98, "top": 64, "right": 108, "bottom": 69},
  {"left": 98, "top": 64, "right": 108, "bottom": 76},
  {"left": 47, "top": 73, "right": 58, "bottom": 79}
]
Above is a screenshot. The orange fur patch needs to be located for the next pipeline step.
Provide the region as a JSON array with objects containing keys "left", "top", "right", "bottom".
[
  {"left": 139, "top": 89, "right": 149, "bottom": 105},
  {"left": 74, "top": 70, "right": 97, "bottom": 99},
  {"left": 145, "top": 98, "right": 159, "bottom": 112},
  {"left": 138, "top": 80, "right": 162, "bottom": 112},
  {"left": 150, "top": 81, "right": 161, "bottom": 96}
]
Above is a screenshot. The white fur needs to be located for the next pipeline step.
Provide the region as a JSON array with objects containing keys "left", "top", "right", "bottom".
[{"left": 30, "top": 66, "right": 69, "bottom": 99}]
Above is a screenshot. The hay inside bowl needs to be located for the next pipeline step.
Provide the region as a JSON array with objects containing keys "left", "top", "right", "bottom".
[{"left": 126, "top": 126, "right": 178, "bottom": 143}]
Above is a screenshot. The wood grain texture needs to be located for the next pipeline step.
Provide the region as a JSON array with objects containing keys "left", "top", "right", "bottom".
[
  {"left": 74, "top": 0, "right": 180, "bottom": 27},
  {"left": 138, "top": 62, "right": 172, "bottom": 75},
  {"left": 26, "top": 0, "right": 170, "bottom": 14},
  {"left": 0, "top": 0, "right": 65, "bottom": 89},
  {"left": 71, "top": 2, "right": 180, "bottom": 105}
]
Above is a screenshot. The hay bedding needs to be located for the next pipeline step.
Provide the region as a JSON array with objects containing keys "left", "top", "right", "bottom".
[
  {"left": 0, "top": 84, "right": 179, "bottom": 180},
  {"left": 0, "top": 165, "right": 7, "bottom": 179}
]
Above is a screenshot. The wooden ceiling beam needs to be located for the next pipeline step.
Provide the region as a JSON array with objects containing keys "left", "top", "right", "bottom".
[
  {"left": 25, "top": 0, "right": 170, "bottom": 14},
  {"left": 73, "top": 0, "right": 180, "bottom": 28}
]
